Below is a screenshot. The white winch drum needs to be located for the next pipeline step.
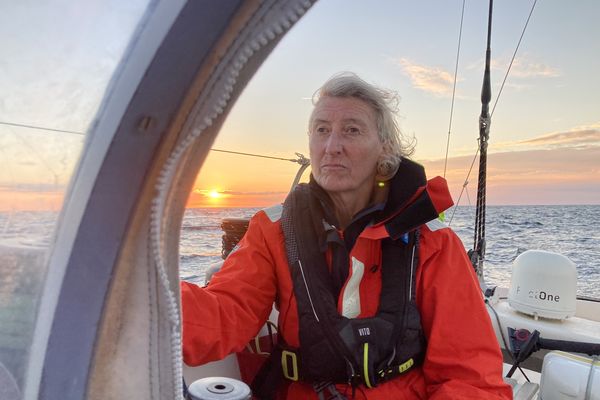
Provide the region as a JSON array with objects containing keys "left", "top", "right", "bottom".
[
  {"left": 539, "top": 351, "right": 600, "bottom": 400},
  {"left": 187, "top": 377, "right": 251, "bottom": 400},
  {"left": 508, "top": 250, "right": 577, "bottom": 320}
]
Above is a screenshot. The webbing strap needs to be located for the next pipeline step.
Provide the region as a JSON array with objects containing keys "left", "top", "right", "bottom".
[{"left": 313, "top": 382, "right": 348, "bottom": 400}]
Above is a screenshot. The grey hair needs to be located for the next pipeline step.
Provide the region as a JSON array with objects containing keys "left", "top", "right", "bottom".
[{"left": 310, "top": 72, "right": 415, "bottom": 181}]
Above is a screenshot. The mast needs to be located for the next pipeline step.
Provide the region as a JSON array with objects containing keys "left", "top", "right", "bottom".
[{"left": 470, "top": 0, "right": 493, "bottom": 281}]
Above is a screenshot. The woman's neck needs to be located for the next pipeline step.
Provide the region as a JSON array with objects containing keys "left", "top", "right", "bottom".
[
  {"left": 330, "top": 196, "right": 363, "bottom": 229},
  {"left": 328, "top": 183, "right": 387, "bottom": 229}
]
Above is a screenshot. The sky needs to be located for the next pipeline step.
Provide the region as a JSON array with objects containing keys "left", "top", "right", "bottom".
[
  {"left": 189, "top": 0, "right": 600, "bottom": 207},
  {"left": 1, "top": 0, "right": 599, "bottom": 211},
  {"left": 0, "top": 0, "right": 148, "bottom": 211}
]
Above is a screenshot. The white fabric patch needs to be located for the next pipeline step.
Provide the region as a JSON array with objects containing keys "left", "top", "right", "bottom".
[
  {"left": 341, "top": 257, "right": 365, "bottom": 318},
  {"left": 263, "top": 204, "right": 282, "bottom": 222},
  {"left": 425, "top": 218, "right": 448, "bottom": 232}
]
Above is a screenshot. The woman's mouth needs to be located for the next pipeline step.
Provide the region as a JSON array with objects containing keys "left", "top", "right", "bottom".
[{"left": 321, "top": 163, "right": 346, "bottom": 171}]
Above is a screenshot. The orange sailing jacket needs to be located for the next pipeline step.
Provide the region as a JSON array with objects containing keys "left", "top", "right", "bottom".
[{"left": 182, "top": 167, "right": 512, "bottom": 399}]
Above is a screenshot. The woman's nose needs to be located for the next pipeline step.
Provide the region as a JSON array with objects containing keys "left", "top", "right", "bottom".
[{"left": 324, "top": 131, "right": 343, "bottom": 154}]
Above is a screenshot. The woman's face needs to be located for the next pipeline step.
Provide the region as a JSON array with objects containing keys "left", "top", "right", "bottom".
[{"left": 309, "top": 96, "right": 384, "bottom": 198}]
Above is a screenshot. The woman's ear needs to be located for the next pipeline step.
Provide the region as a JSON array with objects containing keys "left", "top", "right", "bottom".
[{"left": 375, "top": 154, "right": 400, "bottom": 182}]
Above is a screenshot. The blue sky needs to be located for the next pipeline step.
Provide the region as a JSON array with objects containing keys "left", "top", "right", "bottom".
[
  {"left": 219, "top": 0, "right": 600, "bottom": 158},
  {"left": 205, "top": 0, "right": 600, "bottom": 205},
  {"left": 0, "top": 0, "right": 599, "bottom": 209}
]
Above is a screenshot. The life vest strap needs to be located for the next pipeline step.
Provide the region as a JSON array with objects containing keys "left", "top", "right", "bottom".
[
  {"left": 312, "top": 381, "right": 348, "bottom": 400},
  {"left": 375, "top": 357, "right": 416, "bottom": 384},
  {"left": 281, "top": 349, "right": 299, "bottom": 381},
  {"left": 271, "top": 344, "right": 418, "bottom": 388}
]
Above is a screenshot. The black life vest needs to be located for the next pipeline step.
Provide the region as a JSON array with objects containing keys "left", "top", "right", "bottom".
[
  {"left": 281, "top": 160, "right": 442, "bottom": 389},
  {"left": 252, "top": 160, "right": 445, "bottom": 399}
]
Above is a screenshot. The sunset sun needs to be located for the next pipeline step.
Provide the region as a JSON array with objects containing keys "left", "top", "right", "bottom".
[{"left": 208, "top": 189, "right": 222, "bottom": 199}]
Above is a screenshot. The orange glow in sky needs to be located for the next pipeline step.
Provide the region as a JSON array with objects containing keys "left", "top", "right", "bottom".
[
  {"left": 184, "top": 145, "right": 600, "bottom": 209},
  {"left": 0, "top": 190, "right": 63, "bottom": 212},
  {"left": 185, "top": 152, "right": 304, "bottom": 208},
  {"left": 2, "top": 143, "right": 598, "bottom": 212}
]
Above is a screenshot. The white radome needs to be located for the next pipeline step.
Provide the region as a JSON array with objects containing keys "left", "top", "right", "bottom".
[{"left": 508, "top": 250, "right": 577, "bottom": 320}]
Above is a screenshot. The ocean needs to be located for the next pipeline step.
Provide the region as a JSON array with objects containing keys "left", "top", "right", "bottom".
[
  {"left": 0, "top": 205, "right": 598, "bottom": 298},
  {"left": 180, "top": 205, "right": 600, "bottom": 298}
]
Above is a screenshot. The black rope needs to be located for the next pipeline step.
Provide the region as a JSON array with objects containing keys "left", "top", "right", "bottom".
[
  {"left": 443, "top": 0, "right": 466, "bottom": 178},
  {"left": 485, "top": 300, "right": 530, "bottom": 382}
]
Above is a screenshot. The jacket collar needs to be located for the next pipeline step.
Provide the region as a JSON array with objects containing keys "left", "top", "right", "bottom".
[{"left": 307, "top": 158, "right": 453, "bottom": 242}]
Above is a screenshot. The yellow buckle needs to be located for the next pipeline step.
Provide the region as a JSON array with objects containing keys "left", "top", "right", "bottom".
[
  {"left": 377, "top": 357, "right": 415, "bottom": 383},
  {"left": 398, "top": 358, "right": 414, "bottom": 374},
  {"left": 281, "top": 350, "right": 299, "bottom": 381}
]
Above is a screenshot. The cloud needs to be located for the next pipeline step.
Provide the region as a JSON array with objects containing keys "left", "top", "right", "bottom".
[
  {"left": 396, "top": 54, "right": 559, "bottom": 99},
  {"left": 421, "top": 146, "right": 600, "bottom": 205},
  {"left": 571, "top": 121, "right": 600, "bottom": 131},
  {"left": 493, "top": 57, "right": 560, "bottom": 79},
  {"left": 396, "top": 58, "right": 455, "bottom": 97},
  {"left": 498, "top": 81, "right": 532, "bottom": 92},
  {"left": 493, "top": 127, "right": 600, "bottom": 152},
  {"left": 518, "top": 129, "right": 600, "bottom": 147},
  {"left": 465, "top": 54, "right": 560, "bottom": 88},
  {"left": 17, "top": 161, "right": 38, "bottom": 166}
]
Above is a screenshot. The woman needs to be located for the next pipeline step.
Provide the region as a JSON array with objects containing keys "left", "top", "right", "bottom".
[{"left": 181, "top": 73, "right": 512, "bottom": 399}]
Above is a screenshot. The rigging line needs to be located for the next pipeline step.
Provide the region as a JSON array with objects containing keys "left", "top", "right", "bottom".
[
  {"left": 211, "top": 148, "right": 300, "bottom": 163},
  {"left": 465, "top": 182, "right": 471, "bottom": 206},
  {"left": 3, "top": 124, "right": 61, "bottom": 182},
  {"left": 0, "top": 120, "right": 85, "bottom": 136},
  {"left": 451, "top": 0, "right": 538, "bottom": 223},
  {"left": 443, "top": 0, "right": 466, "bottom": 178},
  {"left": 448, "top": 146, "right": 479, "bottom": 225},
  {"left": 490, "top": 0, "right": 538, "bottom": 118}
]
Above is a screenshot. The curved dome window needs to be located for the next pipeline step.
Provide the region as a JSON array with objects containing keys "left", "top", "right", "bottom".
[{"left": 0, "top": 0, "right": 149, "bottom": 394}]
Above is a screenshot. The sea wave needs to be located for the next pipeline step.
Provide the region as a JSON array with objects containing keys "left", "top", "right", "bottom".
[
  {"left": 179, "top": 205, "right": 600, "bottom": 297},
  {"left": 181, "top": 225, "right": 220, "bottom": 231},
  {"left": 1, "top": 206, "right": 597, "bottom": 297}
]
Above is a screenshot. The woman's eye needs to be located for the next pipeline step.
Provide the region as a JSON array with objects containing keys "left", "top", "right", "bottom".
[{"left": 345, "top": 126, "right": 360, "bottom": 135}]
